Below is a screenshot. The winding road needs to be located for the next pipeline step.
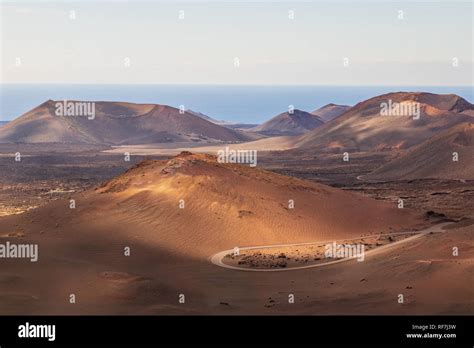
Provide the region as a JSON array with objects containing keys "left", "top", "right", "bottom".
[{"left": 210, "top": 222, "right": 452, "bottom": 272}]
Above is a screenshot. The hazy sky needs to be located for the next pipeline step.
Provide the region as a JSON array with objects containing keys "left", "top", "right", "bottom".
[{"left": 1, "top": 0, "right": 472, "bottom": 85}]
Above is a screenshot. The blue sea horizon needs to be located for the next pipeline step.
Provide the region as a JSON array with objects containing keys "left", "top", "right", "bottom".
[{"left": 1, "top": 84, "right": 472, "bottom": 123}]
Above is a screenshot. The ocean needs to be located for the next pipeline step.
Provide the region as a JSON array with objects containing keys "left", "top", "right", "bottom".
[{"left": 1, "top": 84, "right": 472, "bottom": 123}]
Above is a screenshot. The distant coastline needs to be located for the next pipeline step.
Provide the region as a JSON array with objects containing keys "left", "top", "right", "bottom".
[{"left": 1, "top": 84, "right": 472, "bottom": 123}]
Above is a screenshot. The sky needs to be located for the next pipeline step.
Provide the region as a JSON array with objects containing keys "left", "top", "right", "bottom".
[{"left": 1, "top": 0, "right": 472, "bottom": 86}]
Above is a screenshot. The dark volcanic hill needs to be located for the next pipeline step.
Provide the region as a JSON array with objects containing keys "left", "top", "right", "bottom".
[
  {"left": 364, "top": 122, "right": 474, "bottom": 181},
  {"left": 186, "top": 110, "right": 229, "bottom": 125},
  {"left": 311, "top": 103, "right": 351, "bottom": 122},
  {"left": 295, "top": 92, "right": 474, "bottom": 152},
  {"left": 250, "top": 109, "right": 324, "bottom": 136},
  {"left": 0, "top": 100, "right": 253, "bottom": 145}
]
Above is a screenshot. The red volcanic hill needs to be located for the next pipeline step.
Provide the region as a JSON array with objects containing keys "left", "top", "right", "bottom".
[
  {"left": 0, "top": 152, "right": 424, "bottom": 259},
  {"left": 81, "top": 152, "right": 424, "bottom": 256},
  {"left": 250, "top": 109, "right": 324, "bottom": 136},
  {"left": 0, "top": 100, "right": 253, "bottom": 145},
  {"left": 295, "top": 92, "right": 474, "bottom": 152},
  {"left": 365, "top": 123, "right": 474, "bottom": 181},
  {"left": 311, "top": 103, "right": 351, "bottom": 122}
]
